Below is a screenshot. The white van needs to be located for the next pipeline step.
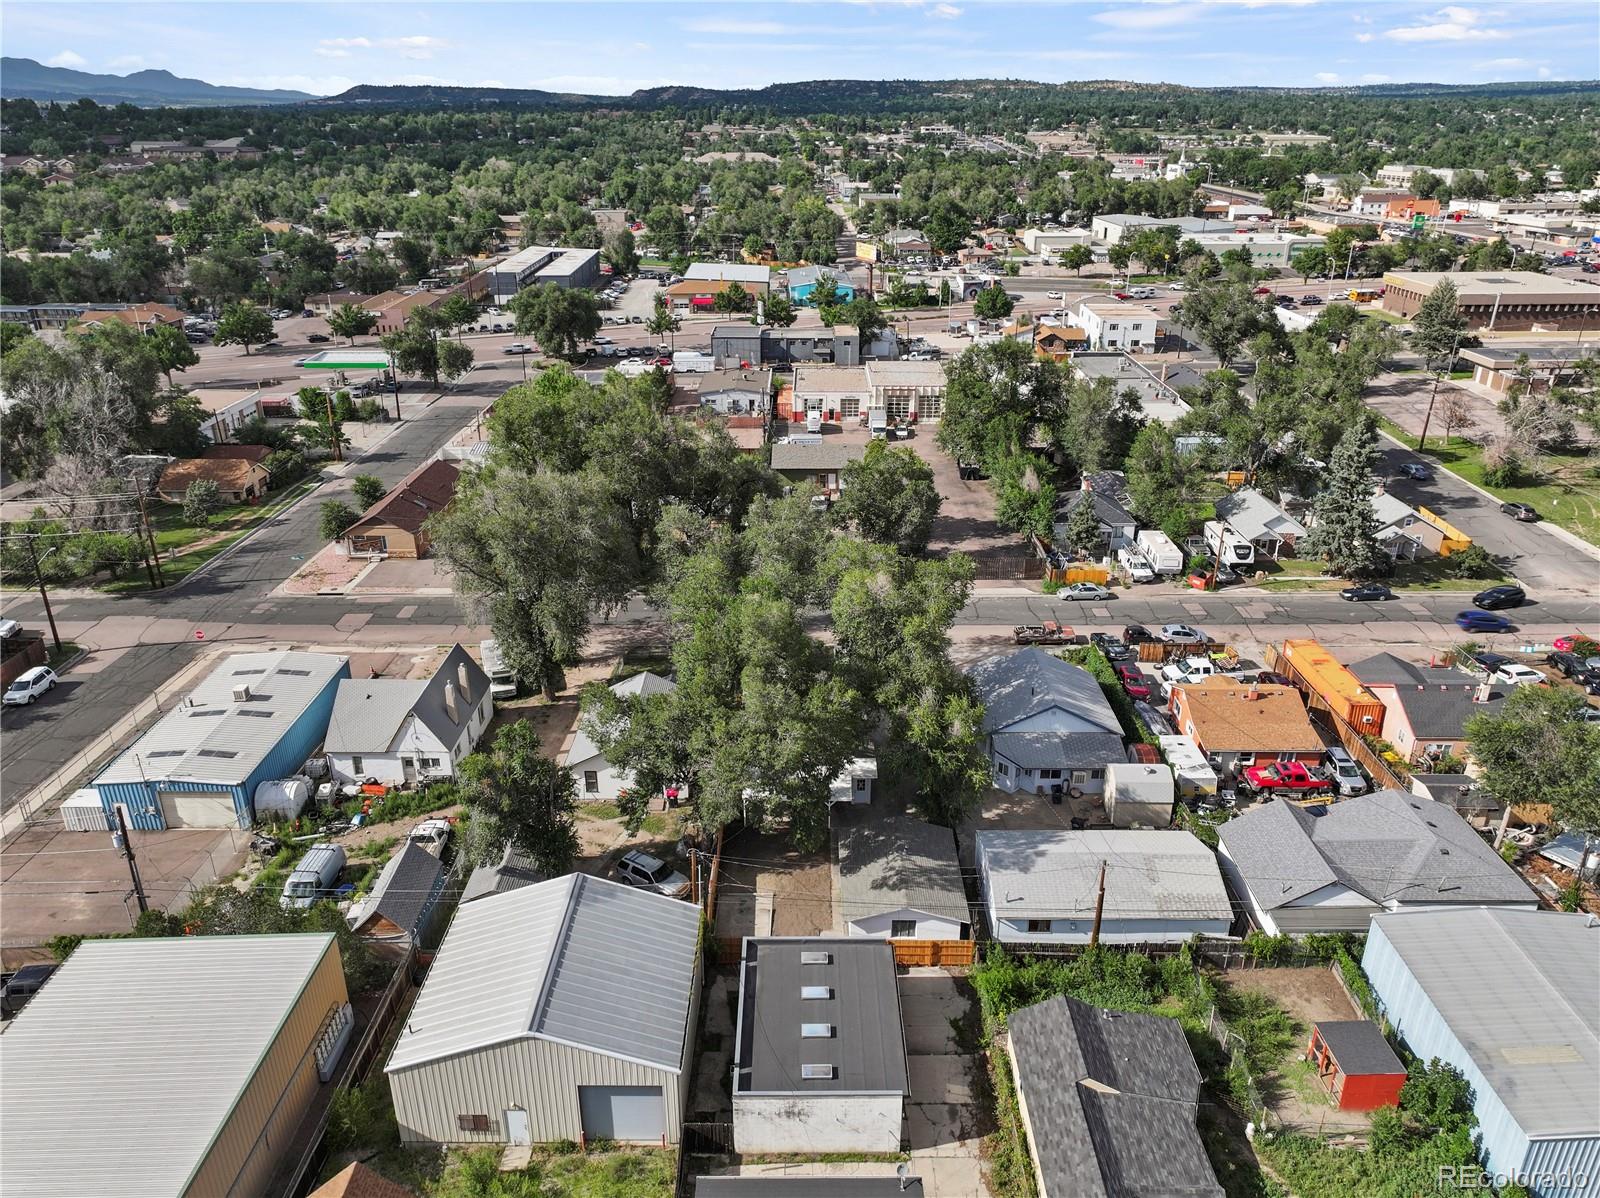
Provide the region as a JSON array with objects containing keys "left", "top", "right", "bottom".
[
  {"left": 672, "top": 351, "right": 714, "bottom": 374},
  {"left": 281, "top": 843, "right": 347, "bottom": 910}
]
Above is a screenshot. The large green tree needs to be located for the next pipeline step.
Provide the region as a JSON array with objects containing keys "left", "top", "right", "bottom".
[
  {"left": 1171, "top": 277, "right": 1277, "bottom": 368},
  {"left": 509, "top": 282, "right": 602, "bottom": 360},
  {"left": 381, "top": 312, "right": 475, "bottom": 385},
  {"left": 974, "top": 285, "right": 1014, "bottom": 320},
  {"left": 1302, "top": 423, "right": 1389, "bottom": 579},
  {"left": 213, "top": 301, "right": 275, "bottom": 355},
  {"left": 327, "top": 302, "right": 379, "bottom": 345},
  {"left": 145, "top": 323, "right": 199, "bottom": 387},
  {"left": 457, "top": 721, "right": 580, "bottom": 877},
  {"left": 1466, "top": 687, "right": 1600, "bottom": 847},
  {"left": 836, "top": 440, "right": 942, "bottom": 554}
]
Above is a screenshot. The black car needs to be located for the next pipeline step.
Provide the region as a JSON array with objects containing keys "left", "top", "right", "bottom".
[
  {"left": 307, "top": 332, "right": 330, "bottom": 343},
  {"left": 1469, "top": 651, "right": 1513, "bottom": 677},
  {"left": 1582, "top": 671, "right": 1600, "bottom": 696},
  {"left": 1090, "top": 633, "right": 1134, "bottom": 662},
  {"left": 1123, "top": 624, "right": 1155, "bottom": 645},
  {"left": 1340, "top": 582, "right": 1393, "bottom": 602},
  {"left": 1298, "top": 294, "right": 1325, "bottom": 306},
  {"left": 1473, "top": 585, "right": 1526, "bottom": 610},
  {"left": 1547, "top": 651, "right": 1585, "bottom": 678}
]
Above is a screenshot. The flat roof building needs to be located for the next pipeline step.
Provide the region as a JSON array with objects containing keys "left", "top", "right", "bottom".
[
  {"left": 486, "top": 245, "right": 602, "bottom": 304},
  {"left": 1380, "top": 271, "right": 1600, "bottom": 331}
]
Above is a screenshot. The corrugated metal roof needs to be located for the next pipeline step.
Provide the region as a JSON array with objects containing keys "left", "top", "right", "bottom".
[
  {"left": 94, "top": 651, "right": 347, "bottom": 786},
  {"left": 1372, "top": 909, "right": 1600, "bottom": 1137},
  {"left": 0, "top": 934, "right": 337, "bottom": 1198},
  {"left": 386, "top": 874, "right": 699, "bottom": 1073},
  {"left": 978, "top": 829, "right": 1231, "bottom": 922}
]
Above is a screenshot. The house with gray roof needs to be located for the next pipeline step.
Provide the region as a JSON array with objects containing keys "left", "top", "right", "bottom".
[
  {"left": 769, "top": 437, "right": 867, "bottom": 495},
  {"left": 325, "top": 643, "right": 493, "bottom": 786},
  {"left": 977, "top": 829, "right": 1232, "bottom": 945},
  {"left": 1349, "top": 653, "right": 1508, "bottom": 763},
  {"left": 1052, "top": 485, "right": 1138, "bottom": 554},
  {"left": 461, "top": 842, "right": 547, "bottom": 904},
  {"left": 1363, "top": 909, "right": 1600, "bottom": 1198},
  {"left": 387, "top": 873, "right": 703, "bottom": 1146},
  {"left": 1008, "top": 994, "right": 1223, "bottom": 1198},
  {"left": 833, "top": 807, "right": 969, "bottom": 940},
  {"left": 347, "top": 840, "right": 447, "bottom": 947},
  {"left": 564, "top": 671, "right": 677, "bottom": 801},
  {"left": 1216, "top": 789, "right": 1537, "bottom": 937},
  {"left": 1213, "top": 487, "right": 1307, "bottom": 558},
  {"left": 698, "top": 368, "right": 771, "bottom": 416},
  {"left": 732, "top": 937, "right": 908, "bottom": 1154},
  {"left": 966, "top": 648, "right": 1126, "bottom": 795}
]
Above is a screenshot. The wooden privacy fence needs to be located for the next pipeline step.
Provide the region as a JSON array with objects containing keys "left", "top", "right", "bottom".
[
  {"left": 891, "top": 939, "right": 976, "bottom": 967},
  {"left": 1267, "top": 646, "right": 1406, "bottom": 791}
]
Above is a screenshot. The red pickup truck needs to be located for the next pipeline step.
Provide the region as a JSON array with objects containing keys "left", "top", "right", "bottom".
[{"left": 1239, "top": 761, "right": 1332, "bottom": 796}]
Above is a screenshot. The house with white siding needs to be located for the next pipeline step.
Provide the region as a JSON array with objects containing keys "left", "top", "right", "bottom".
[
  {"left": 833, "top": 807, "right": 969, "bottom": 941},
  {"left": 564, "top": 671, "right": 677, "bottom": 801},
  {"left": 386, "top": 874, "right": 702, "bottom": 1147}
]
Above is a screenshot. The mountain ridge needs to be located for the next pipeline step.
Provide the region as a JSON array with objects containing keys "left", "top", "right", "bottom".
[{"left": 0, "top": 57, "right": 315, "bottom": 107}]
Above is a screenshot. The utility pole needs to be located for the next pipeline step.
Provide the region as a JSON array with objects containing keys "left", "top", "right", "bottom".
[
  {"left": 133, "top": 488, "right": 164, "bottom": 589},
  {"left": 112, "top": 804, "right": 149, "bottom": 915},
  {"left": 1088, "top": 859, "right": 1108, "bottom": 948},
  {"left": 688, "top": 846, "right": 699, "bottom": 907},
  {"left": 25, "top": 535, "right": 62, "bottom": 652},
  {"left": 324, "top": 389, "right": 344, "bottom": 462}
]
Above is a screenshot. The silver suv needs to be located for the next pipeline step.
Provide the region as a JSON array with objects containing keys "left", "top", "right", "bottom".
[
  {"left": 1323, "top": 747, "right": 1368, "bottom": 797},
  {"left": 613, "top": 849, "right": 690, "bottom": 899}
]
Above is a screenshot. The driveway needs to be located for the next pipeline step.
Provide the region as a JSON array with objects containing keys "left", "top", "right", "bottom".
[
  {"left": 901, "top": 970, "right": 991, "bottom": 1197},
  {"left": 904, "top": 434, "right": 1018, "bottom": 572}
]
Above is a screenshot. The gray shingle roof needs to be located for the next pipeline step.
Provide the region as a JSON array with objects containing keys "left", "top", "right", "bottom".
[
  {"left": 834, "top": 809, "right": 967, "bottom": 922},
  {"left": 1348, "top": 654, "right": 1508, "bottom": 739},
  {"left": 1054, "top": 487, "right": 1137, "bottom": 529},
  {"left": 350, "top": 841, "right": 444, "bottom": 940},
  {"left": 1370, "top": 908, "right": 1600, "bottom": 1138},
  {"left": 460, "top": 843, "right": 547, "bottom": 904},
  {"left": 966, "top": 648, "right": 1122, "bottom": 737},
  {"left": 566, "top": 671, "right": 676, "bottom": 767},
  {"left": 1217, "top": 790, "right": 1536, "bottom": 911},
  {"left": 327, "top": 643, "right": 490, "bottom": 755},
  {"left": 769, "top": 440, "right": 868, "bottom": 471},
  {"left": 990, "top": 730, "right": 1127, "bottom": 769},
  {"left": 1008, "top": 995, "right": 1222, "bottom": 1198},
  {"left": 1314, "top": 1020, "right": 1404, "bottom": 1077},
  {"left": 978, "top": 829, "right": 1231, "bottom": 922}
]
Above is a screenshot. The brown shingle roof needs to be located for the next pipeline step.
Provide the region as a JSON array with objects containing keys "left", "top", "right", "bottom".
[
  {"left": 346, "top": 458, "right": 459, "bottom": 536},
  {"left": 157, "top": 457, "right": 266, "bottom": 493},
  {"left": 1175, "top": 680, "right": 1322, "bottom": 753},
  {"left": 308, "top": 1163, "right": 418, "bottom": 1198}
]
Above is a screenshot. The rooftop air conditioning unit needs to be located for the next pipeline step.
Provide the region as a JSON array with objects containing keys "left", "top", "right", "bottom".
[{"left": 232, "top": 684, "right": 253, "bottom": 702}]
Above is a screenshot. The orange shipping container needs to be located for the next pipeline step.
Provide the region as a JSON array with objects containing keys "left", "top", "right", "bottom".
[{"left": 1280, "top": 638, "right": 1386, "bottom": 733}]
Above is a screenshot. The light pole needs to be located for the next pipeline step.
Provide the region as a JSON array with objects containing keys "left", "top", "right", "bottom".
[{"left": 25, "top": 535, "right": 62, "bottom": 653}]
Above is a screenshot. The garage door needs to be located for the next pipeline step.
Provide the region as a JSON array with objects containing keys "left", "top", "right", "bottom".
[
  {"left": 578, "top": 1085, "right": 664, "bottom": 1142},
  {"left": 157, "top": 790, "right": 237, "bottom": 828}
]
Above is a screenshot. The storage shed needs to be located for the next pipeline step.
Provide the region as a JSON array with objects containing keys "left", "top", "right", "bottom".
[
  {"left": 386, "top": 874, "right": 702, "bottom": 1147},
  {"left": 60, "top": 787, "right": 110, "bottom": 831},
  {"left": 1104, "top": 762, "right": 1175, "bottom": 827},
  {"left": 89, "top": 650, "right": 349, "bottom": 831},
  {"left": 0, "top": 934, "right": 352, "bottom": 1198},
  {"left": 1305, "top": 1020, "right": 1406, "bottom": 1111}
]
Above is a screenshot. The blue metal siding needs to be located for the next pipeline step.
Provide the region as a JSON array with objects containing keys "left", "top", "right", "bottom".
[
  {"left": 93, "top": 663, "right": 348, "bottom": 831},
  {"left": 1524, "top": 1139, "right": 1600, "bottom": 1198}
]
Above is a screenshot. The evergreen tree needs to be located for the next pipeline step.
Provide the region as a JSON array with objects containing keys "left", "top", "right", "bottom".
[
  {"left": 1410, "top": 278, "right": 1467, "bottom": 372},
  {"left": 1062, "top": 491, "right": 1103, "bottom": 557},
  {"left": 1303, "top": 424, "right": 1389, "bottom": 579}
]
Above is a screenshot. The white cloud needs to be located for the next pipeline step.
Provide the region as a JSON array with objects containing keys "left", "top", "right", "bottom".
[
  {"left": 314, "top": 47, "right": 350, "bottom": 58},
  {"left": 1383, "top": 6, "right": 1508, "bottom": 42},
  {"left": 1092, "top": 4, "right": 1194, "bottom": 31},
  {"left": 46, "top": 50, "right": 88, "bottom": 68},
  {"left": 1315, "top": 71, "right": 1340, "bottom": 82},
  {"left": 319, "top": 36, "right": 374, "bottom": 49},
  {"left": 316, "top": 35, "right": 446, "bottom": 58},
  {"left": 1355, "top": 32, "right": 1374, "bottom": 42},
  {"left": 1537, "top": 65, "right": 1553, "bottom": 77},
  {"left": 930, "top": 3, "right": 963, "bottom": 18}
]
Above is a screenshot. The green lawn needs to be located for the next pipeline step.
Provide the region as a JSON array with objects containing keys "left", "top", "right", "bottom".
[
  {"left": 1359, "top": 308, "right": 1408, "bottom": 325},
  {"left": 1256, "top": 554, "right": 1507, "bottom": 593},
  {"left": 1378, "top": 418, "right": 1600, "bottom": 546},
  {"left": 46, "top": 642, "right": 81, "bottom": 670},
  {"left": 576, "top": 801, "right": 674, "bottom": 838}
]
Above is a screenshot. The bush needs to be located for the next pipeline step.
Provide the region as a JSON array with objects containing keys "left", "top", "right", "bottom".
[
  {"left": 352, "top": 474, "right": 387, "bottom": 510},
  {"left": 319, "top": 500, "right": 358, "bottom": 541},
  {"left": 333, "top": 393, "right": 359, "bottom": 422},
  {"left": 1482, "top": 460, "right": 1525, "bottom": 487},
  {"left": 1443, "top": 543, "right": 1502, "bottom": 580},
  {"left": 1243, "top": 929, "right": 1295, "bottom": 965},
  {"left": 182, "top": 478, "right": 221, "bottom": 527},
  {"left": 356, "top": 397, "right": 385, "bottom": 421}
]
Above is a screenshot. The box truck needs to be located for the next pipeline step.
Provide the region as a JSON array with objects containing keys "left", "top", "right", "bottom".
[
  {"left": 1134, "top": 529, "right": 1184, "bottom": 575},
  {"left": 1203, "top": 520, "right": 1255, "bottom": 568}
]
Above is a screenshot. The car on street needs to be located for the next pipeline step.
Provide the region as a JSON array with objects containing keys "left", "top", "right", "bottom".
[
  {"left": 1493, "top": 662, "right": 1547, "bottom": 688},
  {"left": 1112, "top": 291, "right": 1132, "bottom": 300},
  {"left": 502, "top": 343, "right": 533, "bottom": 354},
  {"left": 1456, "top": 610, "right": 1514, "bottom": 633},
  {"left": 1472, "top": 585, "right": 1526, "bottom": 610},
  {"left": 1298, "top": 294, "right": 1324, "bottom": 306},
  {"left": 1252, "top": 286, "right": 1273, "bottom": 296},
  {"left": 1058, "top": 582, "right": 1113, "bottom": 601},
  {"left": 1240, "top": 761, "right": 1332, "bottom": 797},
  {"left": 306, "top": 332, "right": 330, "bottom": 343},
  {"left": 1340, "top": 582, "right": 1393, "bottom": 602},
  {"left": 613, "top": 849, "right": 690, "bottom": 899},
  {"left": 1552, "top": 634, "right": 1597, "bottom": 653},
  {"left": 1398, "top": 461, "right": 1432, "bottom": 481},
  {"left": 1123, "top": 624, "right": 1156, "bottom": 644},
  {"left": 1160, "top": 623, "right": 1206, "bottom": 644},
  {"left": 1168, "top": 281, "right": 1185, "bottom": 291},
  {"left": 1045, "top": 290, "right": 1062, "bottom": 300},
  {"left": 1500, "top": 501, "right": 1539, "bottom": 522},
  {"left": 3, "top": 666, "right": 58, "bottom": 706}
]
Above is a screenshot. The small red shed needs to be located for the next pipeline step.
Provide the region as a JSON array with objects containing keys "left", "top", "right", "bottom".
[{"left": 1306, "top": 1020, "right": 1406, "bottom": 1111}]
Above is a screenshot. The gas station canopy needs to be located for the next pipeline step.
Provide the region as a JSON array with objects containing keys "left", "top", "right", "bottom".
[{"left": 298, "top": 350, "right": 393, "bottom": 371}]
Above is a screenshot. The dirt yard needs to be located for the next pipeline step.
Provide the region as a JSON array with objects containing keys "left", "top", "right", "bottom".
[{"left": 713, "top": 821, "right": 833, "bottom": 939}]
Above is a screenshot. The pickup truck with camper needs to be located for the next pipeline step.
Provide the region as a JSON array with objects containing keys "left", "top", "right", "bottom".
[
  {"left": 1117, "top": 547, "right": 1155, "bottom": 583},
  {"left": 1014, "top": 621, "right": 1074, "bottom": 646},
  {"left": 1134, "top": 529, "right": 1184, "bottom": 575},
  {"left": 479, "top": 638, "right": 518, "bottom": 700}
]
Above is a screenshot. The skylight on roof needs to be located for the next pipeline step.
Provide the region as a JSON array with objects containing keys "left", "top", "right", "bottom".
[
  {"left": 801, "top": 986, "right": 832, "bottom": 1000},
  {"left": 800, "top": 951, "right": 831, "bottom": 966},
  {"left": 196, "top": 749, "right": 238, "bottom": 758},
  {"left": 801, "top": 1023, "right": 832, "bottom": 1038},
  {"left": 801, "top": 1063, "right": 836, "bottom": 1079},
  {"left": 278, "top": 668, "right": 313, "bottom": 677}
]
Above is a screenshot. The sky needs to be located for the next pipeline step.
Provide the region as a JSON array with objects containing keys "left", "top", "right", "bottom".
[{"left": 4, "top": 0, "right": 1596, "bottom": 97}]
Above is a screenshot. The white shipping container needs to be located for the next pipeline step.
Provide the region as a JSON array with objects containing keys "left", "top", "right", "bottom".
[{"left": 61, "top": 789, "right": 111, "bottom": 832}]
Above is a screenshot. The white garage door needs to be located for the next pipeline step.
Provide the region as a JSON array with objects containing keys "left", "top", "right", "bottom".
[
  {"left": 578, "top": 1085, "right": 664, "bottom": 1142},
  {"left": 157, "top": 790, "right": 236, "bottom": 828}
]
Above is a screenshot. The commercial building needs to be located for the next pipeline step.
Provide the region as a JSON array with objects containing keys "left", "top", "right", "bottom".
[
  {"left": 387, "top": 874, "right": 703, "bottom": 1146},
  {"left": 966, "top": 648, "right": 1125, "bottom": 796},
  {"left": 1089, "top": 214, "right": 1240, "bottom": 246},
  {"left": 486, "top": 245, "right": 602, "bottom": 305},
  {"left": 732, "top": 938, "right": 908, "bottom": 1154},
  {"left": 1379, "top": 271, "right": 1600, "bottom": 331},
  {"left": 1363, "top": 909, "right": 1599, "bottom": 1198},
  {"left": 833, "top": 807, "right": 969, "bottom": 940},
  {"left": 864, "top": 360, "right": 946, "bottom": 422},
  {"left": 977, "top": 829, "right": 1232, "bottom": 945},
  {"left": 786, "top": 265, "right": 854, "bottom": 305},
  {"left": 1075, "top": 299, "right": 1158, "bottom": 353},
  {"left": 1008, "top": 995, "right": 1223, "bottom": 1197},
  {"left": 91, "top": 650, "right": 349, "bottom": 831},
  {"left": 1020, "top": 227, "right": 1093, "bottom": 255},
  {"left": 684, "top": 261, "right": 772, "bottom": 295},
  {"left": 792, "top": 364, "right": 871, "bottom": 422},
  {"left": 0, "top": 934, "right": 352, "bottom": 1198},
  {"left": 711, "top": 325, "right": 863, "bottom": 368},
  {"left": 1457, "top": 344, "right": 1596, "bottom": 395},
  {"left": 1217, "top": 791, "right": 1537, "bottom": 936},
  {"left": 1189, "top": 232, "right": 1325, "bottom": 267}
]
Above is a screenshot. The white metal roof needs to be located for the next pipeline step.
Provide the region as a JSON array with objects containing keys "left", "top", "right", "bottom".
[
  {"left": 1372, "top": 908, "right": 1599, "bottom": 1138},
  {"left": 386, "top": 873, "right": 700, "bottom": 1074},
  {"left": 0, "top": 934, "right": 337, "bottom": 1198},
  {"left": 685, "top": 261, "right": 771, "bottom": 286},
  {"left": 94, "top": 650, "right": 347, "bottom": 786}
]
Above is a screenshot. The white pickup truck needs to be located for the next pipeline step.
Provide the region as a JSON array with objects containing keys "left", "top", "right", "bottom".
[{"left": 1160, "top": 656, "right": 1219, "bottom": 686}]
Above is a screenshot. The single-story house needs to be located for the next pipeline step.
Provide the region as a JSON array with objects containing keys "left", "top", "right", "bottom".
[
  {"left": 1363, "top": 909, "right": 1599, "bottom": 1198},
  {"left": 460, "top": 842, "right": 547, "bottom": 904},
  {"left": 966, "top": 648, "right": 1126, "bottom": 796},
  {"left": 698, "top": 369, "right": 771, "bottom": 416},
  {"left": 1008, "top": 994, "right": 1223, "bottom": 1198},
  {"left": 1348, "top": 653, "right": 1509, "bottom": 764},
  {"left": 1034, "top": 323, "right": 1089, "bottom": 362},
  {"left": 1052, "top": 486, "right": 1138, "bottom": 554},
  {"left": 91, "top": 650, "right": 349, "bottom": 831},
  {"left": 1216, "top": 790, "right": 1538, "bottom": 936},
  {"left": 1167, "top": 679, "right": 1324, "bottom": 778},
  {"left": 792, "top": 364, "right": 870, "bottom": 421},
  {"left": 976, "top": 829, "right": 1232, "bottom": 945},
  {"left": 1369, "top": 487, "right": 1430, "bottom": 561},
  {"left": 769, "top": 439, "right": 867, "bottom": 496},
  {"left": 732, "top": 938, "right": 908, "bottom": 1154},
  {"left": 346, "top": 840, "right": 447, "bottom": 947},
  {"left": 387, "top": 874, "right": 703, "bottom": 1146},
  {"left": 833, "top": 807, "right": 969, "bottom": 940},
  {"left": 155, "top": 455, "right": 271, "bottom": 504},
  {"left": 1103, "top": 762, "right": 1175, "bottom": 828},
  {"left": 0, "top": 934, "right": 353, "bottom": 1198},
  {"left": 786, "top": 265, "right": 854, "bottom": 306},
  {"left": 884, "top": 229, "right": 930, "bottom": 256},
  {"left": 324, "top": 644, "right": 493, "bottom": 786},
  {"left": 342, "top": 458, "right": 459, "bottom": 559},
  {"left": 1213, "top": 487, "right": 1307, "bottom": 559},
  {"left": 564, "top": 671, "right": 677, "bottom": 801}
]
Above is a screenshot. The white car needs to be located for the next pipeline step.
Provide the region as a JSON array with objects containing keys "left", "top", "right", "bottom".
[
  {"left": 3, "top": 666, "right": 58, "bottom": 706},
  {"left": 594, "top": 335, "right": 613, "bottom": 345},
  {"left": 502, "top": 343, "right": 533, "bottom": 355},
  {"left": 1493, "top": 663, "right": 1547, "bottom": 688},
  {"left": 1059, "top": 582, "right": 1112, "bottom": 601},
  {"left": 1160, "top": 624, "right": 1207, "bottom": 644},
  {"left": 1045, "top": 290, "right": 1063, "bottom": 300},
  {"left": 1168, "top": 281, "right": 1186, "bottom": 291}
]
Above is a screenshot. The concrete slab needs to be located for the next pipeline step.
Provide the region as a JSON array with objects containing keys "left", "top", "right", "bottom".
[{"left": 908, "top": 1055, "right": 977, "bottom": 1105}]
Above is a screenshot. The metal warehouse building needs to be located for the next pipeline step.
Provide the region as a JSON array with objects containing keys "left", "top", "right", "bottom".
[
  {"left": 0, "top": 934, "right": 352, "bottom": 1198},
  {"left": 386, "top": 873, "right": 703, "bottom": 1147},
  {"left": 1363, "top": 908, "right": 1600, "bottom": 1198},
  {"left": 90, "top": 650, "right": 348, "bottom": 831},
  {"left": 486, "top": 244, "right": 602, "bottom": 304}
]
